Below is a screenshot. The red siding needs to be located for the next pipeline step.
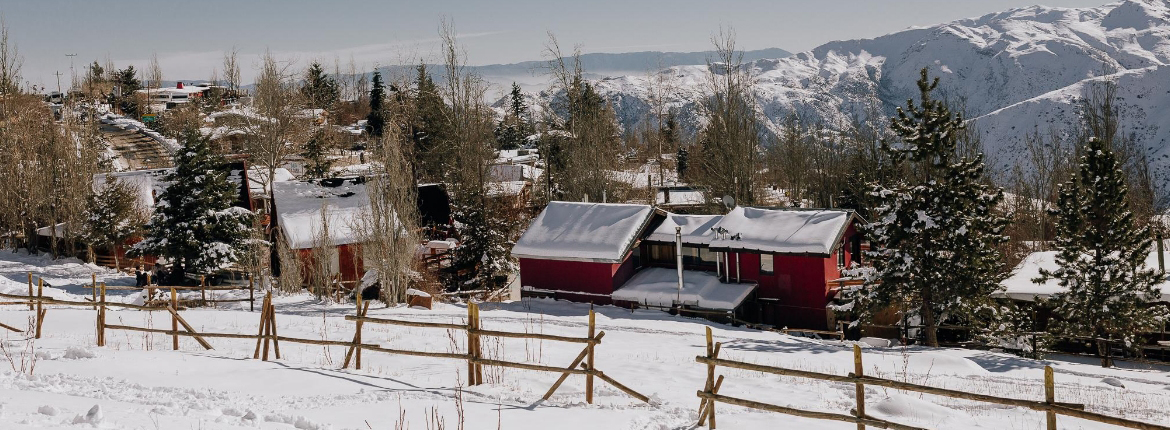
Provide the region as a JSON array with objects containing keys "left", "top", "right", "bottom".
[
  {"left": 338, "top": 244, "right": 363, "bottom": 285},
  {"left": 519, "top": 257, "right": 626, "bottom": 303}
]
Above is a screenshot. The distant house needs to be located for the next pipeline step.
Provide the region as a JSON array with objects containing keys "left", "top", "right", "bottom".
[
  {"left": 513, "top": 202, "right": 864, "bottom": 329},
  {"left": 137, "top": 82, "right": 217, "bottom": 111},
  {"left": 271, "top": 177, "right": 371, "bottom": 288}
]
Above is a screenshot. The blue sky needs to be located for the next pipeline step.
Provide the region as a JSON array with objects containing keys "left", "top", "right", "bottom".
[{"left": 1, "top": 0, "right": 1108, "bottom": 89}]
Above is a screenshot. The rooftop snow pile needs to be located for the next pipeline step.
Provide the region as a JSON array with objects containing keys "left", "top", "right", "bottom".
[
  {"left": 645, "top": 214, "right": 722, "bottom": 245},
  {"left": 611, "top": 267, "right": 756, "bottom": 310},
  {"left": 512, "top": 202, "right": 654, "bottom": 263},
  {"left": 273, "top": 177, "right": 371, "bottom": 249},
  {"left": 708, "top": 207, "right": 854, "bottom": 256},
  {"left": 997, "top": 250, "right": 1170, "bottom": 302}
]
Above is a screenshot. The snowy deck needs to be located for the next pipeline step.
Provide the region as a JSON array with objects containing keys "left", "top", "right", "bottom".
[
  {"left": 997, "top": 250, "right": 1170, "bottom": 302},
  {"left": 611, "top": 267, "right": 756, "bottom": 310}
]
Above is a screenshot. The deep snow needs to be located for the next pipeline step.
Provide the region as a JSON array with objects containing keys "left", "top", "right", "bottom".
[{"left": 1, "top": 250, "right": 1169, "bottom": 429}]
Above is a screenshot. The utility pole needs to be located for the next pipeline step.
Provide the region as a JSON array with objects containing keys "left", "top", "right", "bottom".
[
  {"left": 65, "top": 53, "right": 77, "bottom": 86},
  {"left": 55, "top": 71, "right": 63, "bottom": 95}
]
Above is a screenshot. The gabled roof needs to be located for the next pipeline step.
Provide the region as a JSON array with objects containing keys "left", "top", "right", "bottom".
[
  {"left": 512, "top": 202, "right": 655, "bottom": 263},
  {"left": 707, "top": 207, "right": 859, "bottom": 256},
  {"left": 644, "top": 213, "right": 723, "bottom": 245},
  {"left": 997, "top": 251, "right": 1170, "bottom": 302},
  {"left": 273, "top": 177, "right": 371, "bottom": 250}
]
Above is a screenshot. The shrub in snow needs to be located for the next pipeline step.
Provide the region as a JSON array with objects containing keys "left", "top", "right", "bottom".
[{"left": 131, "top": 128, "right": 256, "bottom": 281}]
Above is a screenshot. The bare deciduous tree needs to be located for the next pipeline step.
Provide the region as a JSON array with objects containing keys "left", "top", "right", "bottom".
[{"left": 693, "top": 28, "right": 762, "bottom": 206}]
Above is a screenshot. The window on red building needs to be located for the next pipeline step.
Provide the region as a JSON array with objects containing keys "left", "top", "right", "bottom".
[{"left": 760, "top": 253, "right": 774, "bottom": 275}]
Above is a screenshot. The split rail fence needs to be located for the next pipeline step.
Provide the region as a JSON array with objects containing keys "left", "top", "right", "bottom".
[
  {"left": 0, "top": 274, "right": 647, "bottom": 405},
  {"left": 694, "top": 327, "right": 1170, "bottom": 430}
]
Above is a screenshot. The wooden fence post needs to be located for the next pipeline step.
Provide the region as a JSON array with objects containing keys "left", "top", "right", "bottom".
[
  {"left": 35, "top": 278, "right": 44, "bottom": 339},
  {"left": 248, "top": 276, "right": 255, "bottom": 312},
  {"left": 99, "top": 282, "right": 106, "bottom": 346},
  {"left": 170, "top": 288, "right": 179, "bottom": 350},
  {"left": 200, "top": 275, "right": 206, "bottom": 306},
  {"left": 27, "top": 272, "right": 33, "bottom": 311},
  {"left": 1045, "top": 366, "right": 1056, "bottom": 430},
  {"left": 698, "top": 326, "right": 721, "bottom": 428},
  {"left": 267, "top": 298, "right": 281, "bottom": 359},
  {"left": 466, "top": 303, "right": 478, "bottom": 385},
  {"left": 586, "top": 307, "right": 596, "bottom": 404},
  {"left": 475, "top": 303, "right": 484, "bottom": 385},
  {"left": 354, "top": 293, "right": 364, "bottom": 369},
  {"left": 91, "top": 273, "right": 97, "bottom": 310},
  {"left": 854, "top": 345, "right": 866, "bottom": 430},
  {"left": 254, "top": 293, "right": 271, "bottom": 359}
]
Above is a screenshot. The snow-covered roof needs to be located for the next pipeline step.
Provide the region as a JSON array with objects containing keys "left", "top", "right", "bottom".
[
  {"left": 644, "top": 214, "right": 722, "bottom": 245},
  {"left": 36, "top": 222, "right": 67, "bottom": 239},
  {"left": 273, "top": 178, "right": 371, "bottom": 249},
  {"left": 92, "top": 169, "right": 173, "bottom": 211},
  {"left": 997, "top": 250, "right": 1170, "bottom": 302},
  {"left": 247, "top": 167, "right": 294, "bottom": 196},
  {"left": 512, "top": 202, "right": 655, "bottom": 263},
  {"left": 489, "top": 163, "right": 543, "bottom": 182},
  {"left": 708, "top": 207, "right": 856, "bottom": 256},
  {"left": 612, "top": 267, "right": 756, "bottom": 310}
]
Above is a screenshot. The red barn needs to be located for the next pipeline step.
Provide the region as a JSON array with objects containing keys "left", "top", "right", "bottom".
[
  {"left": 515, "top": 203, "right": 864, "bottom": 330},
  {"left": 272, "top": 177, "right": 370, "bottom": 289}
]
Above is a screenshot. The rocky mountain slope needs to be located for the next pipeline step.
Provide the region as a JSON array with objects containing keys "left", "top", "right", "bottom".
[{"left": 579, "top": 0, "right": 1170, "bottom": 187}]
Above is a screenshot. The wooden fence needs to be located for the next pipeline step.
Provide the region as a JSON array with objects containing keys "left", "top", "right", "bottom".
[
  {"left": 694, "top": 327, "right": 1170, "bottom": 430},
  {"left": 0, "top": 277, "right": 648, "bottom": 405}
]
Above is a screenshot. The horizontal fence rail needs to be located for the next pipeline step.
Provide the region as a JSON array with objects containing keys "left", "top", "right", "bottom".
[
  {"left": 0, "top": 278, "right": 649, "bottom": 406},
  {"left": 694, "top": 327, "right": 1169, "bottom": 430}
]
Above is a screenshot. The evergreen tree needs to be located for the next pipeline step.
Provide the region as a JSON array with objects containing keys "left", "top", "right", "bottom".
[
  {"left": 676, "top": 146, "right": 689, "bottom": 180},
  {"left": 130, "top": 129, "right": 255, "bottom": 282},
  {"left": 1036, "top": 137, "right": 1167, "bottom": 367},
  {"left": 302, "top": 129, "right": 335, "bottom": 178},
  {"left": 494, "top": 82, "right": 533, "bottom": 150},
  {"left": 114, "top": 66, "right": 141, "bottom": 116},
  {"left": 840, "top": 68, "right": 1010, "bottom": 347},
  {"left": 366, "top": 70, "right": 386, "bottom": 138},
  {"left": 413, "top": 64, "right": 449, "bottom": 181},
  {"left": 81, "top": 177, "right": 146, "bottom": 268},
  {"left": 301, "top": 61, "right": 339, "bottom": 111}
]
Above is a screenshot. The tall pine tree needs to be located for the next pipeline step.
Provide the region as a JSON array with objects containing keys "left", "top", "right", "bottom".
[
  {"left": 842, "top": 68, "right": 1009, "bottom": 347},
  {"left": 131, "top": 129, "right": 255, "bottom": 282},
  {"left": 1036, "top": 137, "right": 1167, "bottom": 367},
  {"left": 366, "top": 70, "right": 386, "bottom": 138},
  {"left": 301, "top": 61, "right": 339, "bottom": 111},
  {"left": 494, "top": 82, "right": 533, "bottom": 150},
  {"left": 413, "top": 64, "right": 449, "bottom": 181}
]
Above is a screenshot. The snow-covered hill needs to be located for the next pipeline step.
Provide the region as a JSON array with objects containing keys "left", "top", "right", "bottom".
[{"left": 575, "top": 0, "right": 1170, "bottom": 187}]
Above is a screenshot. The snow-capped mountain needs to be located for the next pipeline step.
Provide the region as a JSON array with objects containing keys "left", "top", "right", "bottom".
[{"left": 577, "top": 0, "right": 1170, "bottom": 187}]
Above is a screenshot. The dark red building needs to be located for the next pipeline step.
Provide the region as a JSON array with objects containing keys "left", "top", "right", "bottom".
[{"left": 514, "top": 202, "right": 864, "bottom": 330}]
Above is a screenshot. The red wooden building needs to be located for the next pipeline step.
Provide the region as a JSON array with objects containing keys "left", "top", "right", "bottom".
[
  {"left": 514, "top": 202, "right": 864, "bottom": 330},
  {"left": 272, "top": 177, "right": 370, "bottom": 287}
]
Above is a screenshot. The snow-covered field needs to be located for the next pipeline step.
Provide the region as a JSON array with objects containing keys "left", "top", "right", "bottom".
[{"left": 1, "top": 250, "right": 1169, "bottom": 429}]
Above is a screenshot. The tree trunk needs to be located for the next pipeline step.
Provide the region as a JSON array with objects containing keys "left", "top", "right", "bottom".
[
  {"left": 922, "top": 287, "right": 939, "bottom": 347},
  {"left": 1096, "top": 338, "right": 1113, "bottom": 368}
]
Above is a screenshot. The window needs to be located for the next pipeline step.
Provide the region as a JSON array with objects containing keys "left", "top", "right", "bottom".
[
  {"left": 760, "top": 253, "right": 774, "bottom": 275},
  {"left": 648, "top": 244, "right": 674, "bottom": 265},
  {"left": 698, "top": 247, "right": 716, "bottom": 265},
  {"left": 838, "top": 237, "right": 847, "bottom": 267}
]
